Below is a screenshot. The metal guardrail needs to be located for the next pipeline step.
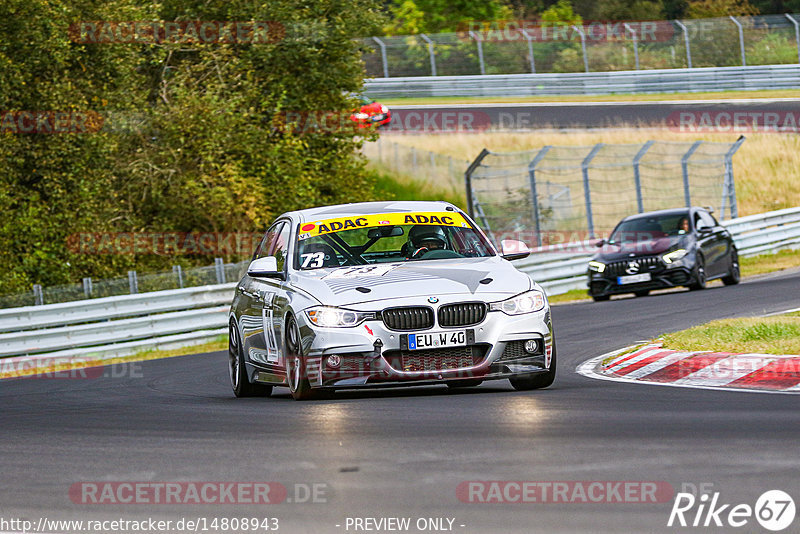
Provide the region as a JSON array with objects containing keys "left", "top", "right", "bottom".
[
  {"left": 513, "top": 206, "right": 800, "bottom": 294},
  {"left": 0, "top": 207, "right": 797, "bottom": 371},
  {"left": 364, "top": 64, "right": 800, "bottom": 98}
]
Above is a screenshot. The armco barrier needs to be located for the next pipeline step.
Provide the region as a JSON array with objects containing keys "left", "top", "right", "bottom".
[
  {"left": 0, "top": 207, "right": 797, "bottom": 368},
  {"left": 364, "top": 65, "right": 800, "bottom": 99}
]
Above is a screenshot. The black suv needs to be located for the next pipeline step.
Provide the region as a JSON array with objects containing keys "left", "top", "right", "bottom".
[{"left": 587, "top": 207, "right": 740, "bottom": 301}]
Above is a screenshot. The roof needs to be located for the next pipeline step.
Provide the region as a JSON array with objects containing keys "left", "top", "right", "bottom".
[
  {"left": 624, "top": 207, "right": 693, "bottom": 220},
  {"left": 286, "top": 201, "right": 460, "bottom": 222}
]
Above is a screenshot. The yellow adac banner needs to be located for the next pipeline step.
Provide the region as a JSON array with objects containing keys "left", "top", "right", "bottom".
[{"left": 298, "top": 212, "right": 471, "bottom": 240}]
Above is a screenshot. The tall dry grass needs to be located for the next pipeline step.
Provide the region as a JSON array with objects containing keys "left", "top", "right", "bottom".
[{"left": 381, "top": 130, "right": 800, "bottom": 216}]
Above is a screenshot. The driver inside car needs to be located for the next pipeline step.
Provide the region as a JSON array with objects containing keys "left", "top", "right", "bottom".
[{"left": 406, "top": 225, "right": 449, "bottom": 259}]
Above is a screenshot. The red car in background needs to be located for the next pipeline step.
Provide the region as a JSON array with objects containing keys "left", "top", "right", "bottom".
[{"left": 350, "top": 95, "right": 391, "bottom": 129}]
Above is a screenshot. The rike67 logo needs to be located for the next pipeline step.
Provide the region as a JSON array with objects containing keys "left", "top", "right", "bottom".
[{"left": 668, "top": 489, "right": 795, "bottom": 531}]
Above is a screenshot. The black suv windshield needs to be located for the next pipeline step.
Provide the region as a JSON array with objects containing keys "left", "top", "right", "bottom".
[
  {"left": 294, "top": 212, "right": 495, "bottom": 269},
  {"left": 609, "top": 212, "right": 690, "bottom": 243}
]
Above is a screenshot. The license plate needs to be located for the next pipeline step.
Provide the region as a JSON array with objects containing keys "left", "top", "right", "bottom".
[
  {"left": 617, "top": 273, "right": 651, "bottom": 285},
  {"left": 408, "top": 330, "right": 467, "bottom": 350}
]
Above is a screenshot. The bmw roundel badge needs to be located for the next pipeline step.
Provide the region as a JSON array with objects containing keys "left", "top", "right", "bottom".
[{"left": 428, "top": 296, "right": 439, "bottom": 303}]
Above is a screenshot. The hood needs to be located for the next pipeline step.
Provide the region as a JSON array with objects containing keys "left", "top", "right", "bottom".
[
  {"left": 593, "top": 235, "right": 690, "bottom": 262},
  {"left": 360, "top": 102, "right": 383, "bottom": 114},
  {"left": 289, "top": 257, "right": 531, "bottom": 307}
]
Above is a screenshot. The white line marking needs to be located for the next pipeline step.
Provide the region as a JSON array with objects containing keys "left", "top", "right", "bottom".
[{"left": 391, "top": 98, "right": 800, "bottom": 110}]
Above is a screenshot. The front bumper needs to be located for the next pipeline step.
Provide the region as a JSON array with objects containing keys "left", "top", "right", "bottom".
[
  {"left": 588, "top": 265, "right": 692, "bottom": 296},
  {"left": 293, "top": 304, "right": 553, "bottom": 389}
]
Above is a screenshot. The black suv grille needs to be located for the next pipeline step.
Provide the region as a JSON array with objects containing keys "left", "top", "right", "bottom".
[
  {"left": 607, "top": 256, "right": 661, "bottom": 277},
  {"left": 382, "top": 307, "right": 434, "bottom": 331},
  {"left": 438, "top": 302, "right": 487, "bottom": 327}
]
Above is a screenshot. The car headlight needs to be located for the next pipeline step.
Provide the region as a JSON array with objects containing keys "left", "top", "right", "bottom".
[
  {"left": 380, "top": 105, "right": 388, "bottom": 113},
  {"left": 489, "top": 290, "right": 546, "bottom": 315},
  {"left": 305, "top": 306, "right": 376, "bottom": 327},
  {"left": 352, "top": 112, "right": 369, "bottom": 120},
  {"left": 662, "top": 249, "right": 688, "bottom": 264},
  {"left": 588, "top": 261, "right": 606, "bottom": 273}
]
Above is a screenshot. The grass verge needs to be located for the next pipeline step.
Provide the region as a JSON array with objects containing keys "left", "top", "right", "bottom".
[
  {"left": 659, "top": 313, "right": 800, "bottom": 355},
  {"left": 0, "top": 335, "right": 228, "bottom": 380},
  {"left": 370, "top": 168, "right": 466, "bottom": 209},
  {"left": 381, "top": 89, "right": 800, "bottom": 106}
]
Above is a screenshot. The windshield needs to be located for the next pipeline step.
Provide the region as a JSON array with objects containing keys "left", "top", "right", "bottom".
[
  {"left": 608, "top": 212, "right": 690, "bottom": 244},
  {"left": 295, "top": 212, "right": 495, "bottom": 270}
]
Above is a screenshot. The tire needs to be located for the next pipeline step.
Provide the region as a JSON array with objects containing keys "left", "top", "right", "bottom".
[
  {"left": 592, "top": 294, "right": 610, "bottom": 302},
  {"left": 688, "top": 255, "right": 706, "bottom": 291},
  {"left": 284, "top": 315, "right": 317, "bottom": 401},
  {"left": 229, "top": 321, "right": 272, "bottom": 398},
  {"left": 446, "top": 379, "right": 483, "bottom": 388},
  {"left": 722, "top": 248, "right": 741, "bottom": 286},
  {"left": 634, "top": 289, "right": 650, "bottom": 297},
  {"left": 509, "top": 344, "right": 557, "bottom": 391}
]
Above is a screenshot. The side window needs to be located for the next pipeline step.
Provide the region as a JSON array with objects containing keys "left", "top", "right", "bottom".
[
  {"left": 253, "top": 222, "right": 284, "bottom": 261},
  {"left": 694, "top": 212, "right": 707, "bottom": 230},
  {"left": 271, "top": 223, "right": 292, "bottom": 271}
]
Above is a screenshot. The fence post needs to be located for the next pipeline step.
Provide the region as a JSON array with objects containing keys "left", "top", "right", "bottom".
[
  {"left": 624, "top": 23, "right": 640, "bottom": 70},
  {"left": 173, "top": 265, "right": 184, "bottom": 288},
  {"left": 722, "top": 135, "right": 746, "bottom": 220},
  {"left": 128, "top": 270, "right": 138, "bottom": 294},
  {"left": 786, "top": 14, "right": 800, "bottom": 64},
  {"left": 520, "top": 29, "right": 536, "bottom": 73},
  {"left": 632, "top": 140, "right": 654, "bottom": 213},
  {"left": 528, "top": 146, "right": 552, "bottom": 247},
  {"left": 681, "top": 140, "right": 703, "bottom": 207},
  {"left": 82, "top": 277, "right": 93, "bottom": 298},
  {"left": 470, "top": 31, "right": 485, "bottom": 75},
  {"left": 420, "top": 34, "right": 437, "bottom": 76},
  {"left": 215, "top": 258, "right": 226, "bottom": 284},
  {"left": 572, "top": 25, "right": 589, "bottom": 72},
  {"left": 372, "top": 36, "right": 389, "bottom": 78},
  {"left": 729, "top": 16, "right": 746, "bottom": 66},
  {"left": 464, "top": 148, "right": 490, "bottom": 219},
  {"left": 675, "top": 20, "right": 692, "bottom": 68},
  {"left": 582, "top": 143, "right": 604, "bottom": 238},
  {"left": 33, "top": 284, "right": 43, "bottom": 306}
]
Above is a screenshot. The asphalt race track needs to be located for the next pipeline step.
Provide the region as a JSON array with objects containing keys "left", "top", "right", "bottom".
[
  {"left": 2, "top": 269, "right": 799, "bottom": 533},
  {"left": 387, "top": 98, "right": 800, "bottom": 130}
]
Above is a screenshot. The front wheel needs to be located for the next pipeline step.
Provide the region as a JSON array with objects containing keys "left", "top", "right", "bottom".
[
  {"left": 229, "top": 322, "right": 272, "bottom": 398},
  {"left": 634, "top": 289, "right": 650, "bottom": 297},
  {"left": 592, "top": 294, "right": 610, "bottom": 302},
  {"left": 509, "top": 345, "right": 557, "bottom": 391},
  {"left": 688, "top": 255, "right": 706, "bottom": 291},
  {"left": 722, "top": 248, "right": 741, "bottom": 286},
  {"left": 285, "top": 315, "right": 317, "bottom": 401}
]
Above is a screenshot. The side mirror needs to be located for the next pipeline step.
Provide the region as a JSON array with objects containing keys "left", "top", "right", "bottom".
[
  {"left": 595, "top": 239, "right": 606, "bottom": 247},
  {"left": 247, "top": 256, "right": 284, "bottom": 279},
  {"left": 698, "top": 227, "right": 713, "bottom": 235},
  {"left": 500, "top": 239, "right": 531, "bottom": 261}
]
